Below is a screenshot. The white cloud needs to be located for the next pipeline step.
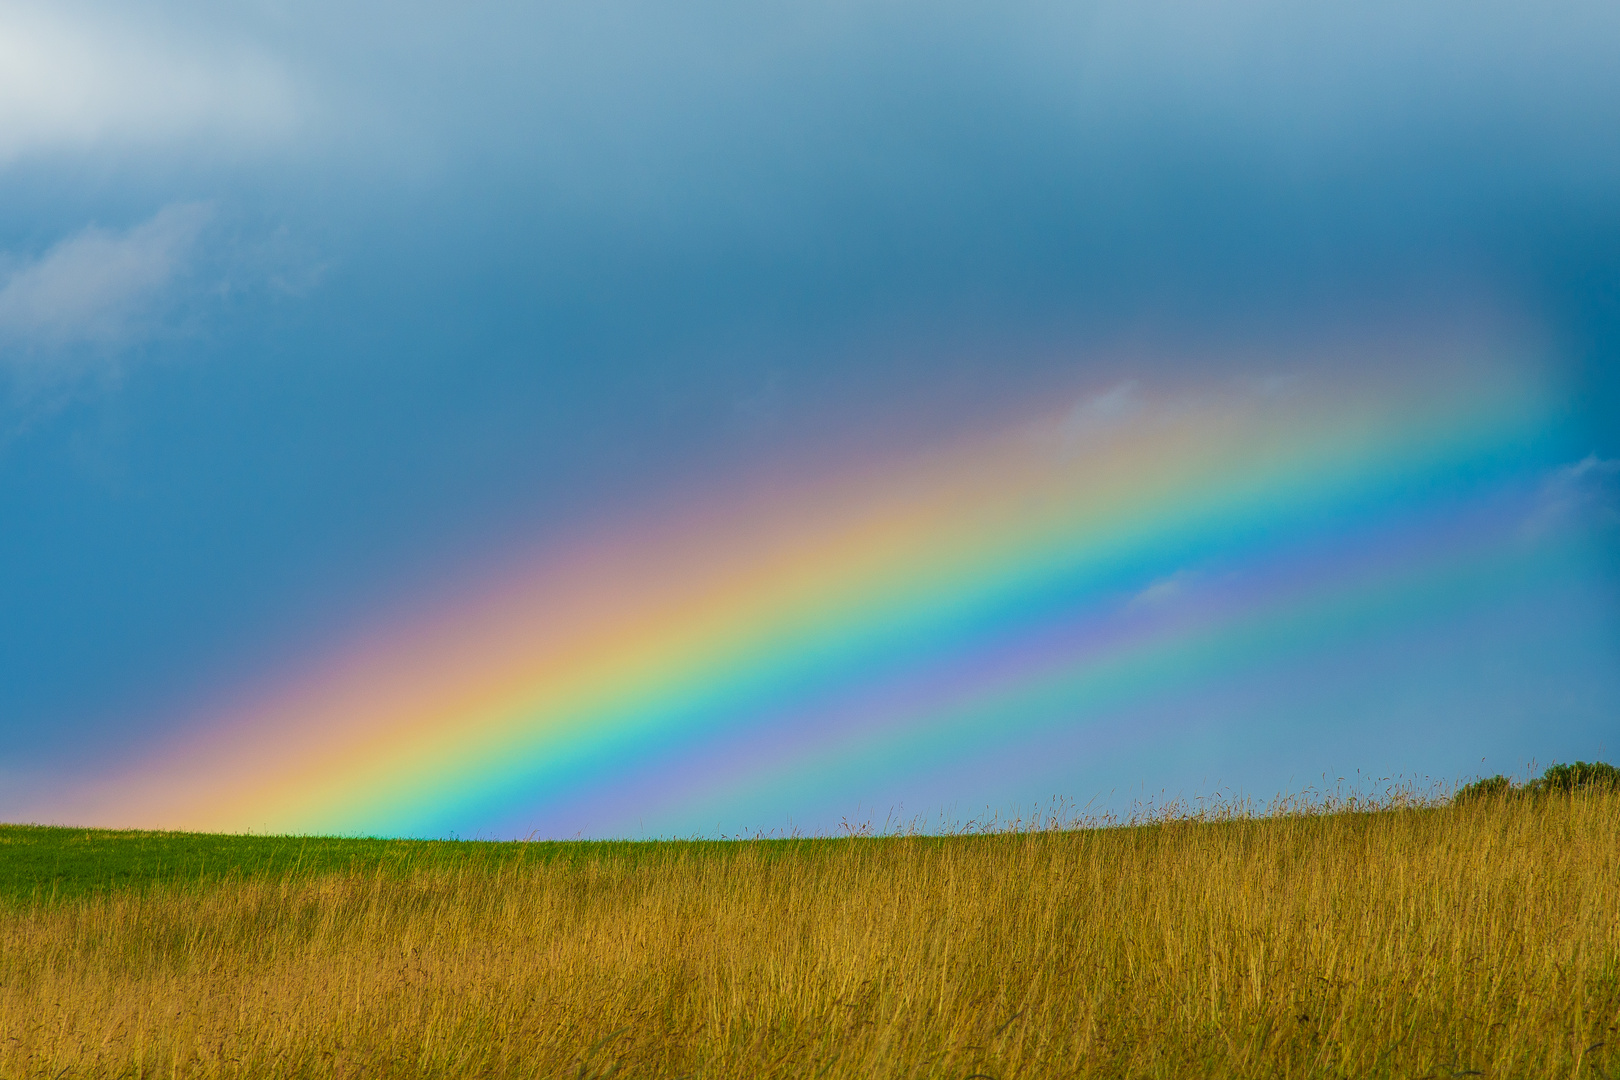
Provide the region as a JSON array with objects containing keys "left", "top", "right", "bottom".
[
  {"left": 0, "top": 203, "right": 210, "bottom": 353},
  {"left": 1524, "top": 455, "right": 1620, "bottom": 538},
  {"left": 1129, "top": 569, "right": 1198, "bottom": 610},
  {"left": 0, "top": 5, "right": 299, "bottom": 161},
  {"left": 1059, "top": 381, "right": 1140, "bottom": 448}
]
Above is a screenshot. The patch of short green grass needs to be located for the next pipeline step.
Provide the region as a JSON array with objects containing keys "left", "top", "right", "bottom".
[
  {"left": 0, "top": 825, "right": 712, "bottom": 905},
  {"left": 0, "top": 824, "right": 993, "bottom": 906}
]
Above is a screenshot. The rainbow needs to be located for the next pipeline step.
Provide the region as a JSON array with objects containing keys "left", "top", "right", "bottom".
[{"left": 34, "top": 343, "right": 1605, "bottom": 837}]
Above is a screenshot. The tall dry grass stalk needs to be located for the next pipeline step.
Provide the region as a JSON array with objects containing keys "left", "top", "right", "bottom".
[{"left": 2, "top": 795, "right": 1617, "bottom": 1079}]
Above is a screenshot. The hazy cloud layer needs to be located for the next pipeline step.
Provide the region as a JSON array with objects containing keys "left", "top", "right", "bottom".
[
  {"left": 0, "top": 4, "right": 299, "bottom": 161},
  {"left": 0, "top": 203, "right": 210, "bottom": 357}
]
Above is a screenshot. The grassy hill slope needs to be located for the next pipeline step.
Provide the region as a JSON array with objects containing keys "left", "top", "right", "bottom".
[{"left": 1, "top": 795, "right": 1616, "bottom": 1079}]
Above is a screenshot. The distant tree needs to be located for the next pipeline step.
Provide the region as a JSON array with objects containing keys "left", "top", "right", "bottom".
[
  {"left": 1453, "top": 760, "right": 1618, "bottom": 805},
  {"left": 1452, "top": 774, "right": 1514, "bottom": 805},
  {"left": 1532, "top": 760, "right": 1620, "bottom": 795}
]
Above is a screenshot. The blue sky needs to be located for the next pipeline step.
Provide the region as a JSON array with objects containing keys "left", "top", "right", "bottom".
[{"left": 2, "top": 1, "right": 1617, "bottom": 825}]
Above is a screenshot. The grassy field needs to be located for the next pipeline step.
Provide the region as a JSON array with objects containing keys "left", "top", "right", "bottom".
[
  {"left": 1, "top": 794, "right": 1617, "bottom": 1079},
  {"left": 0, "top": 823, "right": 751, "bottom": 907}
]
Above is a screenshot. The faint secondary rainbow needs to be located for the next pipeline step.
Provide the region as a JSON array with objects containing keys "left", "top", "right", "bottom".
[{"left": 40, "top": 342, "right": 1596, "bottom": 836}]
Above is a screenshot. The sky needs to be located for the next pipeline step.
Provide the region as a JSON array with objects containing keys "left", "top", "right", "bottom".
[{"left": 1, "top": 0, "right": 1617, "bottom": 838}]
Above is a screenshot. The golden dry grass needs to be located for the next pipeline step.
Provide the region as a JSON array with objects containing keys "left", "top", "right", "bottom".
[{"left": 2, "top": 794, "right": 1617, "bottom": 1079}]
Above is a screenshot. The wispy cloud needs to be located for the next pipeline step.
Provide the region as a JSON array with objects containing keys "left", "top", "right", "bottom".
[
  {"left": 0, "top": 203, "right": 211, "bottom": 359},
  {"left": 1524, "top": 455, "right": 1620, "bottom": 538},
  {"left": 0, "top": 6, "right": 299, "bottom": 161},
  {"left": 1129, "top": 569, "right": 1198, "bottom": 610},
  {"left": 1059, "top": 382, "right": 1140, "bottom": 449}
]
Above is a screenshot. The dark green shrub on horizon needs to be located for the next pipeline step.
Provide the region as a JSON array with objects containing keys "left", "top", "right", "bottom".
[
  {"left": 1533, "top": 760, "right": 1620, "bottom": 795},
  {"left": 1452, "top": 760, "right": 1618, "bottom": 805},
  {"left": 1453, "top": 774, "right": 1514, "bottom": 804}
]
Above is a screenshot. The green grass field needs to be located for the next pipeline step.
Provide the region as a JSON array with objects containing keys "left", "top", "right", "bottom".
[
  {"left": 0, "top": 824, "right": 448, "bottom": 904},
  {"left": 0, "top": 823, "right": 829, "bottom": 905},
  {"left": 0, "top": 823, "right": 997, "bottom": 908}
]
